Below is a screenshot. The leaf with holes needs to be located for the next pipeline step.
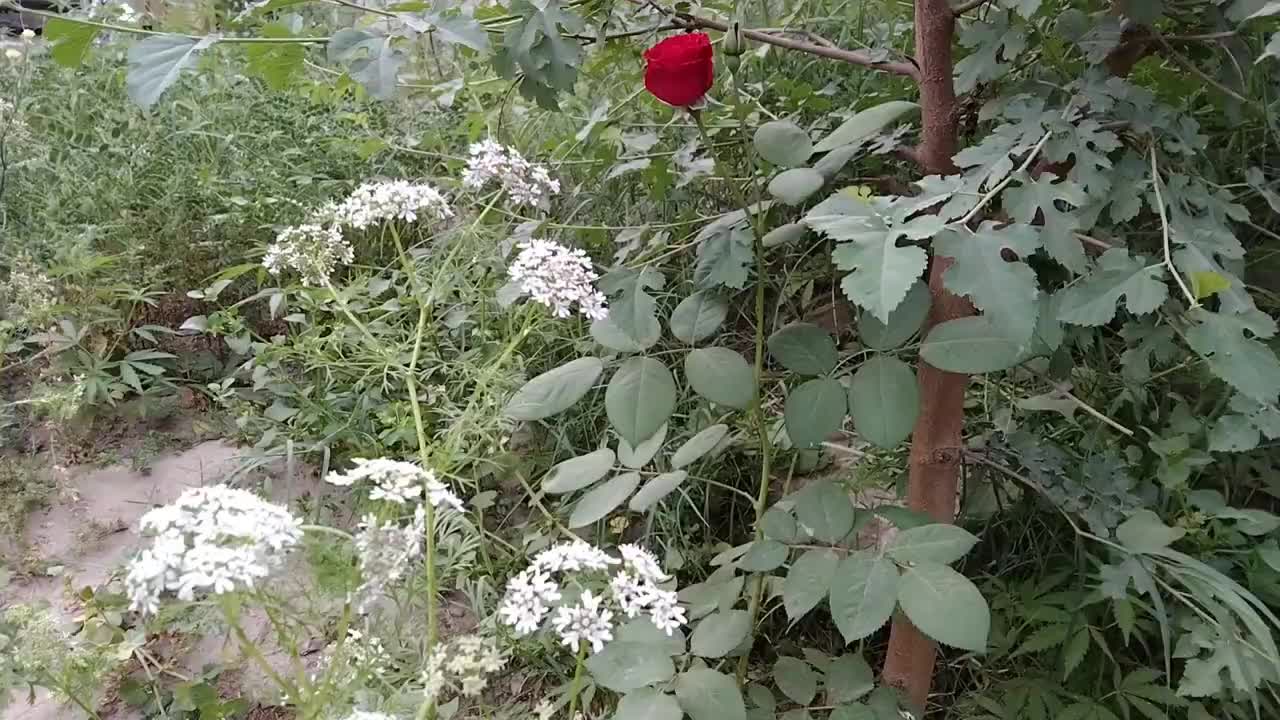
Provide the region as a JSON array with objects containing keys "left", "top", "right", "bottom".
[
  {"left": 1057, "top": 249, "right": 1167, "bottom": 326},
  {"left": 1184, "top": 308, "right": 1280, "bottom": 403},
  {"left": 829, "top": 552, "right": 899, "bottom": 643},
  {"left": 685, "top": 348, "right": 754, "bottom": 410},
  {"left": 934, "top": 222, "right": 1042, "bottom": 345},
  {"left": 1004, "top": 172, "right": 1088, "bottom": 274},
  {"left": 786, "top": 378, "right": 847, "bottom": 449},
  {"left": 848, "top": 356, "right": 919, "bottom": 448},
  {"left": 607, "top": 357, "right": 677, "bottom": 446}
]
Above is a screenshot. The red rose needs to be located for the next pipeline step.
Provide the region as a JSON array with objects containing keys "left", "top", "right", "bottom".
[{"left": 643, "top": 33, "right": 714, "bottom": 107}]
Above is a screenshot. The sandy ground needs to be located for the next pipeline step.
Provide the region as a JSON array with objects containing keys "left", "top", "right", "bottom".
[{"left": 1, "top": 440, "right": 324, "bottom": 720}]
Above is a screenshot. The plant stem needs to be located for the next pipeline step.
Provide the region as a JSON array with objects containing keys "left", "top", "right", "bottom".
[
  {"left": 222, "top": 601, "right": 301, "bottom": 704},
  {"left": 566, "top": 641, "right": 588, "bottom": 717}
]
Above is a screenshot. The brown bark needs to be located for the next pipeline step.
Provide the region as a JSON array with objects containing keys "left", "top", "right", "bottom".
[{"left": 879, "top": 0, "right": 965, "bottom": 715}]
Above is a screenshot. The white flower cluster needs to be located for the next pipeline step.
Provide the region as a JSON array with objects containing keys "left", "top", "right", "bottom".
[
  {"left": 507, "top": 239, "right": 608, "bottom": 320},
  {"left": 262, "top": 223, "right": 353, "bottom": 287},
  {"left": 352, "top": 506, "right": 426, "bottom": 614},
  {"left": 497, "top": 542, "right": 686, "bottom": 654},
  {"left": 125, "top": 485, "right": 303, "bottom": 614},
  {"left": 462, "top": 139, "right": 560, "bottom": 209},
  {"left": 324, "top": 458, "right": 465, "bottom": 511},
  {"left": 2, "top": 254, "right": 57, "bottom": 329},
  {"left": 328, "top": 180, "right": 454, "bottom": 230},
  {"left": 421, "top": 634, "right": 507, "bottom": 701},
  {"left": 310, "top": 627, "right": 392, "bottom": 688}
]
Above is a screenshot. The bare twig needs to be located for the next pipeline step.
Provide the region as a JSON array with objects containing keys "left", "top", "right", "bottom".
[
  {"left": 1049, "top": 382, "right": 1136, "bottom": 437},
  {"left": 1148, "top": 145, "right": 1200, "bottom": 310},
  {"left": 951, "top": 0, "right": 991, "bottom": 15}
]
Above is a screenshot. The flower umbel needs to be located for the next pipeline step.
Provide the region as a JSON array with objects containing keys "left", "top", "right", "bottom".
[
  {"left": 421, "top": 634, "right": 507, "bottom": 702},
  {"left": 325, "top": 458, "right": 464, "bottom": 511},
  {"left": 463, "top": 139, "right": 560, "bottom": 209},
  {"left": 328, "top": 180, "right": 453, "bottom": 230},
  {"left": 552, "top": 590, "right": 615, "bottom": 653},
  {"left": 508, "top": 238, "right": 608, "bottom": 320},
  {"left": 125, "top": 485, "right": 303, "bottom": 614},
  {"left": 352, "top": 506, "right": 426, "bottom": 614},
  {"left": 262, "top": 223, "right": 352, "bottom": 286}
]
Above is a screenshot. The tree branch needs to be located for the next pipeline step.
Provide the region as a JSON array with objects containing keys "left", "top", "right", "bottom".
[{"left": 951, "top": 0, "right": 991, "bottom": 15}]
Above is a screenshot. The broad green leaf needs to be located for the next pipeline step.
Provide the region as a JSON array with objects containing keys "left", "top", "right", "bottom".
[
  {"left": 934, "top": 223, "right": 1042, "bottom": 345},
  {"left": 690, "top": 610, "right": 751, "bottom": 658},
  {"left": 763, "top": 223, "right": 809, "bottom": 248},
  {"left": 829, "top": 552, "right": 899, "bottom": 643},
  {"left": 569, "top": 472, "right": 640, "bottom": 528},
  {"left": 897, "top": 562, "right": 990, "bottom": 651},
  {"left": 796, "top": 481, "right": 855, "bottom": 544},
  {"left": 1190, "top": 270, "right": 1232, "bottom": 300},
  {"left": 825, "top": 654, "right": 875, "bottom": 703},
  {"left": 127, "top": 35, "right": 217, "bottom": 108},
  {"left": 1184, "top": 308, "right": 1280, "bottom": 403},
  {"left": 695, "top": 225, "right": 753, "bottom": 289},
  {"left": 1212, "top": 507, "right": 1280, "bottom": 536},
  {"left": 599, "top": 269, "right": 664, "bottom": 350},
  {"left": 814, "top": 144, "right": 864, "bottom": 180},
  {"left": 763, "top": 507, "right": 800, "bottom": 543},
  {"left": 848, "top": 356, "right": 919, "bottom": 448},
  {"left": 492, "top": 0, "right": 584, "bottom": 109},
  {"left": 784, "top": 548, "right": 839, "bottom": 621},
  {"left": 618, "top": 423, "right": 667, "bottom": 468},
  {"left": 675, "top": 668, "right": 746, "bottom": 720},
  {"left": 327, "top": 29, "right": 407, "bottom": 100},
  {"left": 586, "top": 642, "right": 675, "bottom": 691},
  {"left": 423, "top": 8, "right": 490, "bottom": 51},
  {"left": 859, "top": 280, "right": 930, "bottom": 350},
  {"left": 786, "top": 378, "right": 847, "bottom": 449},
  {"left": 829, "top": 705, "right": 876, "bottom": 720},
  {"left": 614, "top": 688, "right": 683, "bottom": 720},
  {"left": 629, "top": 470, "right": 687, "bottom": 512},
  {"left": 920, "top": 317, "right": 1023, "bottom": 374},
  {"left": 768, "top": 323, "right": 838, "bottom": 375},
  {"left": 592, "top": 316, "right": 649, "bottom": 353},
  {"left": 685, "top": 347, "right": 754, "bottom": 410},
  {"left": 773, "top": 657, "right": 817, "bottom": 705},
  {"left": 814, "top": 102, "right": 919, "bottom": 153},
  {"left": 755, "top": 120, "right": 813, "bottom": 168},
  {"left": 770, "top": 169, "right": 827, "bottom": 206},
  {"left": 45, "top": 18, "right": 100, "bottom": 68},
  {"left": 245, "top": 23, "right": 305, "bottom": 90},
  {"left": 616, "top": 616, "right": 687, "bottom": 656},
  {"left": 885, "top": 524, "right": 979, "bottom": 565},
  {"left": 505, "top": 357, "right": 603, "bottom": 420},
  {"left": 1208, "top": 413, "right": 1259, "bottom": 452},
  {"left": 1261, "top": 32, "right": 1280, "bottom": 63},
  {"left": 830, "top": 231, "right": 929, "bottom": 325},
  {"left": 670, "top": 291, "right": 729, "bottom": 344},
  {"left": 1057, "top": 249, "right": 1167, "bottom": 326},
  {"left": 747, "top": 684, "right": 776, "bottom": 712},
  {"left": 740, "top": 540, "right": 789, "bottom": 572},
  {"left": 954, "top": 10, "right": 1027, "bottom": 92},
  {"left": 671, "top": 424, "right": 730, "bottom": 469},
  {"left": 543, "top": 449, "right": 616, "bottom": 494},
  {"left": 1004, "top": 172, "right": 1088, "bottom": 274},
  {"left": 607, "top": 357, "right": 678, "bottom": 446}
]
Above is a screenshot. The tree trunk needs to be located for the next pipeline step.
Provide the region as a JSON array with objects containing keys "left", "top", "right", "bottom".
[{"left": 879, "top": 0, "right": 963, "bottom": 715}]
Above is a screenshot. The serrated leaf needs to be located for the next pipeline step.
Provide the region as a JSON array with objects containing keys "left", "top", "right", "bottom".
[
  {"left": 1061, "top": 628, "right": 1090, "bottom": 679},
  {"left": 1184, "top": 308, "right": 1280, "bottom": 403},
  {"left": 825, "top": 654, "right": 875, "bottom": 703},
  {"left": 671, "top": 424, "right": 730, "bottom": 469},
  {"left": 690, "top": 610, "right": 752, "bottom": 658},
  {"left": 755, "top": 121, "right": 813, "bottom": 168},
  {"left": 606, "top": 357, "right": 677, "bottom": 446},
  {"left": 770, "top": 169, "right": 827, "bottom": 205},
  {"left": 600, "top": 269, "right": 663, "bottom": 350},
  {"left": 586, "top": 642, "right": 675, "bottom": 691},
  {"left": 848, "top": 356, "right": 919, "bottom": 448},
  {"left": 786, "top": 378, "right": 847, "bottom": 449},
  {"left": 127, "top": 35, "right": 217, "bottom": 109},
  {"left": 695, "top": 225, "right": 753, "bottom": 290},
  {"left": 45, "top": 18, "right": 100, "bottom": 68},
  {"left": 629, "top": 470, "right": 688, "bottom": 512},
  {"left": 1057, "top": 249, "right": 1167, "bottom": 326},
  {"left": 423, "top": 9, "right": 490, "bottom": 51},
  {"left": 920, "top": 317, "right": 1023, "bottom": 374},
  {"left": 897, "top": 562, "right": 990, "bottom": 651},
  {"left": 859, "top": 280, "right": 930, "bottom": 350},
  {"left": 543, "top": 449, "right": 616, "bottom": 494},
  {"left": 328, "top": 29, "right": 407, "bottom": 100},
  {"left": 784, "top": 548, "right": 839, "bottom": 622},
  {"left": 774, "top": 657, "right": 817, "bottom": 705},
  {"left": 740, "top": 540, "right": 789, "bottom": 572},
  {"left": 618, "top": 423, "right": 667, "bottom": 469},
  {"left": 814, "top": 102, "right": 920, "bottom": 153},
  {"left": 885, "top": 524, "right": 979, "bottom": 565},
  {"left": 670, "top": 291, "right": 729, "bottom": 344},
  {"left": 829, "top": 552, "right": 899, "bottom": 643},
  {"left": 763, "top": 223, "right": 809, "bottom": 248},
  {"left": 613, "top": 688, "right": 683, "bottom": 720},
  {"left": 1004, "top": 172, "right": 1088, "bottom": 274},
  {"left": 955, "top": 11, "right": 1027, "bottom": 93},
  {"left": 569, "top": 472, "right": 640, "bottom": 528},
  {"left": 505, "top": 357, "right": 603, "bottom": 420},
  {"left": 1115, "top": 510, "right": 1185, "bottom": 553},
  {"left": 934, "top": 223, "right": 1042, "bottom": 345},
  {"left": 768, "top": 323, "right": 838, "bottom": 375},
  {"left": 830, "top": 232, "right": 929, "bottom": 325},
  {"left": 676, "top": 668, "right": 746, "bottom": 720},
  {"left": 685, "top": 347, "right": 754, "bottom": 410},
  {"left": 493, "top": 0, "right": 584, "bottom": 109},
  {"left": 1011, "top": 624, "right": 1070, "bottom": 657},
  {"left": 796, "top": 480, "right": 856, "bottom": 544}
]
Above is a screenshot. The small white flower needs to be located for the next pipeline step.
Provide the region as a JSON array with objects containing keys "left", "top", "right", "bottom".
[
  {"left": 328, "top": 180, "right": 453, "bottom": 230},
  {"left": 552, "top": 590, "right": 614, "bottom": 653},
  {"left": 326, "top": 459, "right": 465, "bottom": 511},
  {"left": 421, "top": 634, "right": 506, "bottom": 701},
  {"left": 425, "top": 476, "right": 465, "bottom": 513},
  {"left": 619, "top": 544, "right": 668, "bottom": 582},
  {"left": 610, "top": 571, "right": 654, "bottom": 619},
  {"left": 4, "top": 49, "right": 22, "bottom": 61},
  {"left": 498, "top": 568, "right": 561, "bottom": 636},
  {"left": 648, "top": 589, "right": 687, "bottom": 636},
  {"left": 535, "top": 699, "right": 556, "bottom": 720},
  {"left": 508, "top": 239, "right": 608, "bottom": 320},
  {"left": 534, "top": 540, "right": 620, "bottom": 573},
  {"left": 21, "top": 29, "right": 35, "bottom": 40},
  {"left": 262, "top": 223, "right": 352, "bottom": 286},
  {"left": 463, "top": 139, "right": 560, "bottom": 209}
]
